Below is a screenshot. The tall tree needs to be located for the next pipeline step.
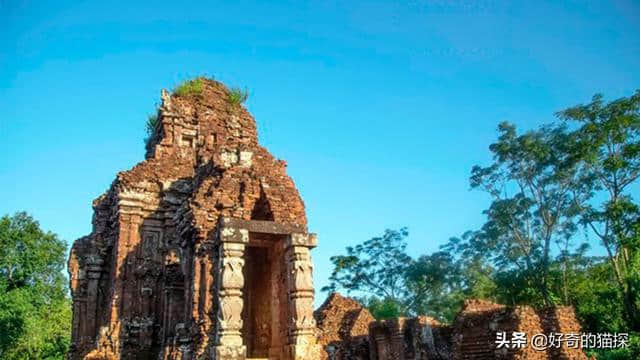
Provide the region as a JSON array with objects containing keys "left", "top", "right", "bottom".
[
  {"left": 323, "top": 228, "right": 412, "bottom": 316},
  {"left": 0, "top": 212, "right": 71, "bottom": 359},
  {"left": 324, "top": 228, "right": 496, "bottom": 321},
  {"left": 557, "top": 90, "right": 640, "bottom": 330},
  {"left": 469, "top": 122, "right": 588, "bottom": 306},
  {"left": 405, "top": 241, "right": 496, "bottom": 322}
]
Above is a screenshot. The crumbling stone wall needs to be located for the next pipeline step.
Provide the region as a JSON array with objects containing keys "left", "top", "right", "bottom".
[
  {"left": 68, "top": 79, "right": 319, "bottom": 360},
  {"left": 316, "top": 295, "right": 587, "bottom": 360},
  {"left": 314, "top": 293, "right": 376, "bottom": 360},
  {"left": 451, "top": 299, "right": 587, "bottom": 360},
  {"left": 369, "top": 316, "right": 452, "bottom": 360}
]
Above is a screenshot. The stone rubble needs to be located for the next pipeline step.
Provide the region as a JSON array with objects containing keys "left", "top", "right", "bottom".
[
  {"left": 451, "top": 299, "right": 587, "bottom": 360},
  {"left": 317, "top": 296, "right": 587, "bottom": 360},
  {"left": 314, "top": 293, "right": 376, "bottom": 360}
]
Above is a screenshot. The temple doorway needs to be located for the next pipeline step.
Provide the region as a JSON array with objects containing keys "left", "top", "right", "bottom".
[{"left": 242, "top": 233, "right": 286, "bottom": 359}]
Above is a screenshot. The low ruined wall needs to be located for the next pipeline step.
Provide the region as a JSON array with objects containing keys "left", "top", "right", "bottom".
[
  {"left": 314, "top": 293, "right": 375, "bottom": 360},
  {"left": 451, "top": 299, "right": 587, "bottom": 360},
  {"left": 369, "top": 316, "right": 452, "bottom": 360},
  {"left": 316, "top": 295, "right": 588, "bottom": 360}
]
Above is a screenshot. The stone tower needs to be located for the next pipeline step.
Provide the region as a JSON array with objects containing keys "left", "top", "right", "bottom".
[{"left": 68, "top": 79, "right": 320, "bottom": 360}]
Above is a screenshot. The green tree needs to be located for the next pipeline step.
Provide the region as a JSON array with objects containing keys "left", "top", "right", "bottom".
[
  {"left": 469, "top": 122, "right": 588, "bottom": 306},
  {"left": 323, "top": 228, "right": 495, "bottom": 322},
  {"left": 558, "top": 91, "right": 640, "bottom": 330},
  {"left": 405, "top": 251, "right": 461, "bottom": 320},
  {"left": 322, "top": 228, "right": 412, "bottom": 317},
  {"left": 568, "top": 260, "right": 627, "bottom": 333},
  {"left": 0, "top": 212, "right": 71, "bottom": 359},
  {"left": 362, "top": 296, "right": 405, "bottom": 320}
]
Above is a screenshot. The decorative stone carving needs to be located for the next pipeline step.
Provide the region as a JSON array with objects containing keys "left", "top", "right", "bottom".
[
  {"left": 161, "top": 89, "right": 172, "bottom": 110},
  {"left": 134, "top": 258, "right": 161, "bottom": 318},
  {"left": 285, "top": 236, "right": 321, "bottom": 360},
  {"left": 213, "top": 241, "right": 246, "bottom": 359}
]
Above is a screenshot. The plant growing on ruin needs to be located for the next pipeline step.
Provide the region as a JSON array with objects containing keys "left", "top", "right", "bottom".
[
  {"left": 145, "top": 113, "right": 158, "bottom": 137},
  {"left": 143, "top": 113, "right": 159, "bottom": 148},
  {"left": 228, "top": 87, "right": 249, "bottom": 106},
  {"left": 173, "top": 77, "right": 204, "bottom": 97}
]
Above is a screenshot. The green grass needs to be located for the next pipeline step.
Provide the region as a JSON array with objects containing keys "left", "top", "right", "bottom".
[
  {"left": 228, "top": 87, "right": 249, "bottom": 106},
  {"left": 174, "top": 78, "right": 204, "bottom": 97}
]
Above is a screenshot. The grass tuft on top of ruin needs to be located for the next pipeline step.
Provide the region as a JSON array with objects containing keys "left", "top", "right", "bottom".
[
  {"left": 228, "top": 87, "right": 249, "bottom": 106},
  {"left": 173, "top": 77, "right": 205, "bottom": 97}
]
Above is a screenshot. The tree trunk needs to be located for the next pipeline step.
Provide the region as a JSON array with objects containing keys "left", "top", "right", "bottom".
[
  {"left": 622, "top": 282, "right": 640, "bottom": 331},
  {"left": 540, "top": 278, "right": 553, "bottom": 307},
  {"left": 541, "top": 236, "right": 554, "bottom": 307}
]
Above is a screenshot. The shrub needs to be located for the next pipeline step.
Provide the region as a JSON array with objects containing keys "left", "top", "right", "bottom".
[
  {"left": 144, "top": 113, "right": 159, "bottom": 148},
  {"left": 145, "top": 114, "right": 158, "bottom": 137},
  {"left": 0, "top": 212, "right": 71, "bottom": 359},
  {"left": 228, "top": 87, "right": 249, "bottom": 106},
  {"left": 586, "top": 333, "right": 640, "bottom": 359},
  {"left": 174, "top": 78, "right": 204, "bottom": 97}
]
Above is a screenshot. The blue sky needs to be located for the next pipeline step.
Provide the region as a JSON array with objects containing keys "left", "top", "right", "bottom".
[{"left": 1, "top": 0, "right": 639, "bottom": 300}]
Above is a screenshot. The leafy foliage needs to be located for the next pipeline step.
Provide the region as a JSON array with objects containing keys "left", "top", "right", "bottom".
[
  {"left": 0, "top": 212, "right": 71, "bottom": 359},
  {"left": 144, "top": 113, "right": 159, "bottom": 148},
  {"left": 587, "top": 333, "right": 640, "bottom": 360},
  {"left": 557, "top": 91, "right": 640, "bottom": 330},
  {"left": 322, "top": 228, "right": 412, "bottom": 316},
  {"left": 362, "top": 297, "right": 405, "bottom": 319},
  {"left": 468, "top": 122, "right": 588, "bottom": 306},
  {"left": 324, "top": 229, "right": 495, "bottom": 322},
  {"left": 570, "top": 262, "right": 627, "bottom": 333},
  {"left": 145, "top": 113, "right": 158, "bottom": 137}
]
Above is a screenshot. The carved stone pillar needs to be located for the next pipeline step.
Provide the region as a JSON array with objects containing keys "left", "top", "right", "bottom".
[
  {"left": 373, "top": 333, "right": 389, "bottom": 360},
  {"left": 73, "top": 283, "right": 89, "bottom": 353},
  {"left": 86, "top": 254, "right": 104, "bottom": 341},
  {"left": 213, "top": 226, "right": 248, "bottom": 360},
  {"left": 389, "top": 318, "right": 406, "bottom": 360},
  {"left": 285, "top": 233, "right": 320, "bottom": 360}
]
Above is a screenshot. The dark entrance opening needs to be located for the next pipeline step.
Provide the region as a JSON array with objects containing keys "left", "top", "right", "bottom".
[{"left": 243, "top": 244, "right": 273, "bottom": 358}]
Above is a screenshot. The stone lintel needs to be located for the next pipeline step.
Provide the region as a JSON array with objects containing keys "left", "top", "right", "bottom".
[
  {"left": 219, "top": 217, "right": 307, "bottom": 235},
  {"left": 286, "top": 233, "right": 317, "bottom": 249},
  {"left": 217, "top": 226, "right": 249, "bottom": 244}
]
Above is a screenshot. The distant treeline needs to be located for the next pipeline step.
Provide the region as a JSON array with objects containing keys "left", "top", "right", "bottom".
[{"left": 324, "top": 90, "right": 640, "bottom": 359}]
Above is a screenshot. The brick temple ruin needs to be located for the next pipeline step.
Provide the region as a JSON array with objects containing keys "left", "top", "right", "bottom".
[
  {"left": 313, "top": 294, "right": 588, "bottom": 360},
  {"left": 68, "top": 79, "right": 320, "bottom": 360},
  {"left": 69, "top": 78, "right": 589, "bottom": 360}
]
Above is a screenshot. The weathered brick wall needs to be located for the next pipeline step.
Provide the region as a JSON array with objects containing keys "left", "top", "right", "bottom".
[
  {"left": 369, "top": 316, "right": 452, "bottom": 360},
  {"left": 451, "top": 299, "right": 588, "bottom": 360},
  {"left": 314, "top": 293, "right": 375, "bottom": 360},
  {"left": 317, "top": 295, "right": 588, "bottom": 360}
]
